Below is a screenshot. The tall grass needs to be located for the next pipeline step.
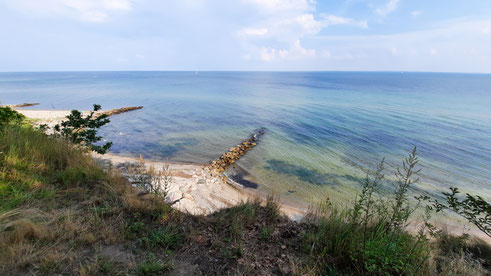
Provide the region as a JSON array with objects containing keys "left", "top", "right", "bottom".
[
  {"left": 302, "top": 148, "right": 431, "bottom": 275},
  {"left": 0, "top": 125, "right": 105, "bottom": 211},
  {"left": 0, "top": 123, "right": 172, "bottom": 274}
]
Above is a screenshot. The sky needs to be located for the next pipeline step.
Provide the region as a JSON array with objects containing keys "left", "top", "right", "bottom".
[{"left": 1, "top": 0, "right": 491, "bottom": 73}]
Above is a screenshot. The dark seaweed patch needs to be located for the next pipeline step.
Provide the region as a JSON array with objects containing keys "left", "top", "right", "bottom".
[
  {"left": 265, "top": 159, "right": 335, "bottom": 186},
  {"left": 264, "top": 159, "right": 373, "bottom": 187},
  {"left": 147, "top": 138, "right": 199, "bottom": 157},
  {"left": 167, "top": 137, "right": 199, "bottom": 147},
  {"left": 229, "top": 171, "right": 259, "bottom": 189}
]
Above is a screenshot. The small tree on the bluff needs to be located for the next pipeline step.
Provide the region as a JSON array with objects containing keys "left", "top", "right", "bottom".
[{"left": 53, "top": 104, "right": 112, "bottom": 154}]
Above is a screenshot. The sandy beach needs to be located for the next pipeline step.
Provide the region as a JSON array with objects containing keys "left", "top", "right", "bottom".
[{"left": 94, "top": 153, "right": 307, "bottom": 219}]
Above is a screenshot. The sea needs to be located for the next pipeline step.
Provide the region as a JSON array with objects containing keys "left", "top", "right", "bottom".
[{"left": 1, "top": 71, "right": 490, "bottom": 207}]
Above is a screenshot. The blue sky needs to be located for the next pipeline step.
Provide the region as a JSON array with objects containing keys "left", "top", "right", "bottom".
[{"left": 1, "top": 0, "right": 491, "bottom": 72}]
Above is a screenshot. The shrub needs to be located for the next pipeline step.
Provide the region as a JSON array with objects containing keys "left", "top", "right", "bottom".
[
  {"left": 431, "top": 187, "right": 491, "bottom": 238},
  {"left": 125, "top": 156, "right": 173, "bottom": 197},
  {"left": 0, "top": 106, "right": 24, "bottom": 130},
  {"left": 53, "top": 104, "right": 112, "bottom": 154}
]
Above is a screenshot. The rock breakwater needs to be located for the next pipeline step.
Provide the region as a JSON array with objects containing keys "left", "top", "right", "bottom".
[
  {"left": 99, "top": 106, "right": 143, "bottom": 117},
  {"left": 207, "top": 128, "right": 265, "bottom": 175}
]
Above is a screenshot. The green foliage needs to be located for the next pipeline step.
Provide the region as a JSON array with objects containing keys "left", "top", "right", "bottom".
[
  {"left": 127, "top": 221, "right": 145, "bottom": 233},
  {"left": 124, "top": 212, "right": 147, "bottom": 239},
  {"left": 302, "top": 147, "right": 431, "bottom": 275},
  {"left": 53, "top": 104, "right": 112, "bottom": 154},
  {"left": 57, "top": 166, "right": 103, "bottom": 188},
  {"left": 220, "top": 244, "right": 244, "bottom": 260},
  {"left": 145, "top": 226, "right": 184, "bottom": 250},
  {"left": 97, "top": 257, "right": 116, "bottom": 274},
  {"left": 135, "top": 255, "right": 173, "bottom": 275},
  {"left": 227, "top": 202, "right": 258, "bottom": 224},
  {"left": 431, "top": 187, "right": 491, "bottom": 238},
  {"left": 388, "top": 147, "right": 422, "bottom": 229},
  {"left": 0, "top": 106, "right": 24, "bottom": 130},
  {"left": 259, "top": 226, "right": 274, "bottom": 241},
  {"left": 216, "top": 202, "right": 260, "bottom": 242}
]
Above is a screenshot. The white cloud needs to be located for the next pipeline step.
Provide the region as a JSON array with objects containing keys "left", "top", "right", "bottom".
[
  {"left": 238, "top": 0, "right": 367, "bottom": 62},
  {"left": 260, "top": 47, "right": 277, "bottom": 61},
  {"left": 281, "top": 39, "right": 316, "bottom": 59},
  {"left": 237, "top": 0, "right": 322, "bottom": 62},
  {"left": 238, "top": 28, "right": 269, "bottom": 36},
  {"left": 411, "top": 10, "right": 422, "bottom": 17},
  {"left": 323, "top": 15, "right": 368, "bottom": 28},
  {"left": 375, "top": 0, "right": 400, "bottom": 16},
  {"left": 3, "top": 0, "right": 132, "bottom": 22},
  {"left": 290, "top": 39, "right": 316, "bottom": 57},
  {"left": 244, "top": 0, "right": 314, "bottom": 13},
  {"left": 284, "top": 13, "right": 325, "bottom": 35},
  {"left": 238, "top": 13, "right": 323, "bottom": 61},
  {"left": 313, "top": 19, "right": 491, "bottom": 72},
  {"left": 259, "top": 40, "right": 315, "bottom": 61}
]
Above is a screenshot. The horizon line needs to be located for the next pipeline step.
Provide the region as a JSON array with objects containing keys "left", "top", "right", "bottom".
[{"left": 1, "top": 70, "right": 491, "bottom": 75}]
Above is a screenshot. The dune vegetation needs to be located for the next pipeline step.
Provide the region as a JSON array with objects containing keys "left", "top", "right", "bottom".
[{"left": 0, "top": 105, "right": 490, "bottom": 275}]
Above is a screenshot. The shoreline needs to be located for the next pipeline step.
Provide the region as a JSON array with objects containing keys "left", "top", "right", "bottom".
[
  {"left": 94, "top": 152, "right": 308, "bottom": 220},
  {"left": 14, "top": 108, "right": 309, "bottom": 219},
  {"left": 14, "top": 107, "right": 490, "bottom": 240}
]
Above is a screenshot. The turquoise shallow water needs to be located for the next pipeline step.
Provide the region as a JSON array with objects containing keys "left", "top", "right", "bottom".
[{"left": 1, "top": 71, "right": 490, "bottom": 206}]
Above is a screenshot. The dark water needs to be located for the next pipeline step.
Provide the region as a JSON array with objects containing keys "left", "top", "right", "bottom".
[{"left": 1, "top": 71, "right": 490, "bottom": 205}]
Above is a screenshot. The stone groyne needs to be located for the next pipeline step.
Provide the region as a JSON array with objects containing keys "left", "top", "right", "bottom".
[{"left": 208, "top": 128, "right": 265, "bottom": 175}]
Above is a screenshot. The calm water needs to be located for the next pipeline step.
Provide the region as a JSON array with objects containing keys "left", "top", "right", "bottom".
[{"left": 1, "top": 71, "right": 491, "bottom": 206}]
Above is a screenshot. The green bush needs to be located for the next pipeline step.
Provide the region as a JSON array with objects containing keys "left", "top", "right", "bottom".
[
  {"left": 53, "top": 104, "right": 112, "bottom": 154},
  {"left": 0, "top": 106, "right": 24, "bottom": 130}
]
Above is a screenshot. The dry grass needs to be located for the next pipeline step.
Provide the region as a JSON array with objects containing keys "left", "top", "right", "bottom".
[
  {"left": 1, "top": 124, "right": 490, "bottom": 275},
  {"left": 0, "top": 185, "right": 164, "bottom": 275},
  {"left": 0, "top": 125, "right": 171, "bottom": 275},
  {"left": 429, "top": 253, "right": 488, "bottom": 276}
]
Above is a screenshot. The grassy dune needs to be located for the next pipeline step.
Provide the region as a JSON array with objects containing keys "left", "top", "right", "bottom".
[{"left": 1, "top": 114, "right": 490, "bottom": 275}]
